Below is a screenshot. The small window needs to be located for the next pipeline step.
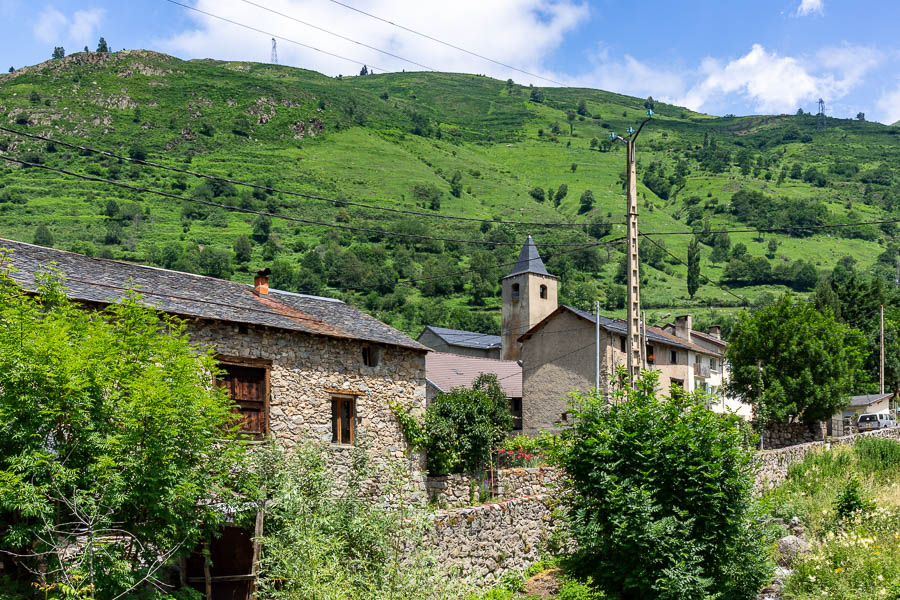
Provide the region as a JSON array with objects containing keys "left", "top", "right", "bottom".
[
  {"left": 710, "top": 358, "right": 718, "bottom": 371},
  {"left": 670, "top": 350, "right": 677, "bottom": 364},
  {"left": 511, "top": 283, "right": 520, "bottom": 301},
  {"left": 362, "top": 345, "right": 378, "bottom": 367},
  {"left": 217, "top": 363, "right": 268, "bottom": 438},
  {"left": 331, "top": 396, "right": 355, "bottom": 445},
  {"left": 619, "top": 336, "right": 626, "bottom": 352},
  {"left": 670, "top": 378, "right": 684, "bottom": 389},
  {"left": 510, "top": 397, "right": 523, "bottom": 431},
  {"left": 540, "top": 284, "right": 548, "bottom": 299},
  {"left": 646, "top": 345, "right": 655, "bottom": 364}
]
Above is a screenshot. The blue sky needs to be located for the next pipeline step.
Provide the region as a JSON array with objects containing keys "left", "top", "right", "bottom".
[{"left": 2, "top": 0, "right": 899, "bottom": 123}]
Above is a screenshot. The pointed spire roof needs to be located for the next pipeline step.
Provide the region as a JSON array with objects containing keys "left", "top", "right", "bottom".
[{"left": 504, "top": 235, "right": 555, "bottom": 279}]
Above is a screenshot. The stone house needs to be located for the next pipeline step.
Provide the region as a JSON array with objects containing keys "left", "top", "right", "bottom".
[
  {"left": 424, "top": 351, "right": 523, "bottom": 430},
  {"left": 417, "top": 325, "right": 501, "bottom": 359},
  {"left": 843, "top": 392, "right": 893, "bottom": 420},
  {"left": 1, "top": 238, "right": 429, "bottom": 598},
  {"left": 518, "top": 306, "right": 728, "bottom": 435}
]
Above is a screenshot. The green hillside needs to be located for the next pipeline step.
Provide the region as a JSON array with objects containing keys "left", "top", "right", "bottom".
[{"left": 1, "top": 49, "right": 899, "bottom": 337}]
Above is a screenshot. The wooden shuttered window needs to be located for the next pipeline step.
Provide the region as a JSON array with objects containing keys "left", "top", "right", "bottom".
[
  {"left": 331, "top": 396, "right": 355, "bottom": 445},
  {"left": 217, "top": 363, "right": 268, "bottom": 438}
]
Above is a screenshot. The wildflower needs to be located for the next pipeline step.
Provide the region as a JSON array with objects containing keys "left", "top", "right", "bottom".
[{"left": 834, "top": 568, "right": 843, "bottom": 573}]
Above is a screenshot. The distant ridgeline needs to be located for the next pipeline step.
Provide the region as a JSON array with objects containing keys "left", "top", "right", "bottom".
[{"left": 1, "top": 49, "right": 899, "bottom": 338}]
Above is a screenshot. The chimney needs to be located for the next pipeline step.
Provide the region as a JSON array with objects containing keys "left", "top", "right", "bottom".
[
  {"left": 708, "top": 325, "right": 721, "bottom": 339},
  {"left": 674, "top": 315, "right": 692, "bottom": 341},
  {"left": 254, "top": 268, "right": 271, "bottom": 295}
]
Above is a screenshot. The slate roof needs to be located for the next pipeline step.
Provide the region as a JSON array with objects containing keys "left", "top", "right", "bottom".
[
  {"left": 425, "top": 352, "right": 522, "bottom": 398},
  {"left": 848, "top": 393, "right": 893, "bottom": 408},
  {"left": 0, "top": 238, "right": 427, "bottom": 352},
  {"left": 685, "top": 329, "right": 728, "bottom": 347},
  {"left": 521, "top": 305, "right": 720, "bottom": 356},
  {"left": 504, "top": 235, "right": 555, "bottom": 279},
  {"left": 419, "top": 325, "right": 502, "bottom": 350}
]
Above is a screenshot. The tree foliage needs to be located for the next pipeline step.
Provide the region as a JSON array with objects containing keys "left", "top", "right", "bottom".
[
  {"left": 556, "top": 371, "right": 769, "bottom": 600},
  {"left": 687, "top": 236, "right": 701, "bottom": 299},
  {"left": 0, "top": 258, "right": 242, "bottom": 596},
  {"left": 726, "top": 295, "right": 867, "bottom": 424}
]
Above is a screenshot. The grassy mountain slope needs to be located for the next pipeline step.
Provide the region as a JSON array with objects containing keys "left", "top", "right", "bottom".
[{"left": 1, "top": 50, "right": 898, "bottom": 337}]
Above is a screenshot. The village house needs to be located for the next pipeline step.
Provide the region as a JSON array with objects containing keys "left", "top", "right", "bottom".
[
  {"left": 1, "top": 238, "right": 429, "bottom": 597},
  {"left": 843, "top": 392, "right": 894, "bottom": 421},
  {"left": 424, "top": 351, "right": 523, "bottom": 429},
  {"left": 417, "top": 325, "right": 501, "bottom": 359}
]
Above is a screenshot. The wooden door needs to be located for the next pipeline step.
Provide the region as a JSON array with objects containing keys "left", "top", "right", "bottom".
[{"left": 186, "top": 526, "right": 256, "bottom": 600}]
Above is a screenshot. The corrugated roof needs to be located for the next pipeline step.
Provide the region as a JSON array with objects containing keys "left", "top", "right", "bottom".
[
  {"left": 420, "top": 325, "right": 501, "bottom": 350},
  {"left": 523, "top": 305, "right": 721, "bottom": 356},
  {"left": 0, "top": 238, "right": 427, "bottom": 352},
  {"left": 425, "top": 352, "right": 522, "bottom": 398},
  {"left": 848, "top": 393, "right": 893, "bottom": 408},
  {"left": 504, "top": 235, "right": 554, "bottom": 279}
]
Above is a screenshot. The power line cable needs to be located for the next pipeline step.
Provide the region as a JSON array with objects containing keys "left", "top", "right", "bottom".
[
  {"left": 236, "top": 0, "right": 436, "bottom": 72},
  {"left": 324, "top": 0, "right": 567, "bottom": 86},
  {"left": 0, "top": 126, "right": 607, "bottom": 228},
  {"left": 163, "top": 0, "right": 388, "bottom": 73},
  {"left": 0, "top": 154, "right": 596, "bottom": 247}
]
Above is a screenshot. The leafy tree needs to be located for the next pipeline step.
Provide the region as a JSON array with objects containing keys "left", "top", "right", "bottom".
[
  {"left": 33, "top": 224, "right": 53, "bottom": 247},
  {"left": 643, "top": 96, "right": 655, "bottom": 111},
  {"left": 554, "top": 183, "right": 568, "bottom": 206},
  {"left": 52, "top": 46, "right": 65, "bottom": 59},
  {"left": 586, "top": 215, "right": 612, "bottom": 240},
  {"left": 766, "top": 238, "right": 778, "bottom": 259},
  {"left": 570, "top": 162, "right": 578, "bottom": 173},
  {"left": 529, "top": 186, "right": 545, "bottom": 203},
  {"left": 556, "top": 372, "right": 769, "bottom": 600},
  {"left": 590, "top": 137, "right": 598, "bottom": 150},
  {"left": 0, "top": 265, "right": 241, "bottom": 596},
  {"left": 577, "top": 189, "right": 594, "bottom": 214},
  {"left": 856, "top": 112, "right": 866, "bottom": 121},
  {"left": 198, "top": 246, "right": 233, "bottom": 278},
  {"left": 529, "top": 86, "right": 544, "bottom": 103},
  {"left": 577, "top": 99, "right": 588, "bottom": 116},
  {"left": 449, "top": 170, "right": 463, "bottom": 198},
  {"left": 28, "top": 90, "right": 40, "bottom": 105},
  {"left": 687, "top": 236, "right": 701, "bottom": 299},
  {"left": 233, "top": 234, "right": 252, "bottom": 264},
  {"left": 128, "top": 142, "right": 147, "bottom": 161},
  {"left": 789, "top": 162, "right": 803, "bottom": 180},
  {"left": 252, "top": 214, "right": 272, "bottom": 242},
  {"left": 566, "top": 110, "right": 576, "bottom": 135},
  {"left": 96, "top": 37, "right": 109, "bottom": 53},
  {"left": 7, "top": 67, "right": 12, "bottom": 73},
  {"left": 359, "top": 64, "right": 368, "bottom": 76},
  {"left": 727, "top": 295, "right": 867, "bottom": 424}
]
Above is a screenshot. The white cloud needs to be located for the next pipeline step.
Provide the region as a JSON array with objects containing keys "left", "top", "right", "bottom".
[
  {"left": 32, "top": 6, "right": 105, "bottom": 50},
  {"left": 675, "top": 43, "right": 879, "bottom": 114},
  {"left": 563, "top": 45, "right": 687, "bottom": 101},
  {"left": 796, "top": 0, "right": 824, "bottom": 17},
  {"left": 875, "top": 82, "right": 900, "bottom": 125},
  {"left": 158, "top": 0, "right": 588, "bottom": 84},
  {"left": 33, "top": 7, "right": 67, "bottom": 44}
]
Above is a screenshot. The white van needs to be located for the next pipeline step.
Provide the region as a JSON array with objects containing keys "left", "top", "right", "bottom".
[{"left": 857, "top": 413, "right": 898, "bottom": 431}]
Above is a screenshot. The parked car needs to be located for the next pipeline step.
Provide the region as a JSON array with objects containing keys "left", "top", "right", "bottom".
[{"left": 857, "top": 413, "right": 898, "bottom": 431}]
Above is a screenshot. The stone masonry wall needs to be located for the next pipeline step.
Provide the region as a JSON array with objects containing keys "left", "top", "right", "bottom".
[
  {"left": 425, "top": 467, "right": 563, "bottom": 509},
  {"left": 754, "top": 427, "right": 900, "bottom": 493},
  {"left": 762, "top": 421, "right": 827, "bottom": 449},
  {"left": 188, "top": 320, "right": 428, "bottom": 501},
  {"left": 423, "top": 495, "right": 559, "bottom": 584}
]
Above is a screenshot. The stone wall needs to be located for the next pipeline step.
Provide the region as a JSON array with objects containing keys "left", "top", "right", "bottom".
[
  {"left": 424, "top": 495, "right": 559, "bottom": 584},
  {"left": 754, "top": 427, "right": 900, "bottom": 493},
  {"left": 425, "top": 467, "right": 563, "bottom": 509},
  {"left": 188, "top": 319, "right": 428, "bottom": 501},
  {"left": 762, "top": 421, "right": 827, "bottom": 449}
]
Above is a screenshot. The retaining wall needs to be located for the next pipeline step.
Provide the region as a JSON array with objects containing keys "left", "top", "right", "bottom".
[
  {"left": 754, "top": 427, "right": 900, "bottom": 493},
  {"left": 425, "top": 467, "right": 562, "bottom": 509},
  {"left": 423, "top": 494, "right": 559, "bottom": 584}
]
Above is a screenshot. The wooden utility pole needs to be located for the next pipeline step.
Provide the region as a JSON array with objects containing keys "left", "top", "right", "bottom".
[{"left": 595, "top": 300, "right": 601, "bottom": 392}]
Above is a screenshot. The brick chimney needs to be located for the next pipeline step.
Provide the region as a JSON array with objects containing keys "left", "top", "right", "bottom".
[
  {"left": 254, "top": 268, "right": 271, "bottom": 295},
  {"left": 708, "top": 325, "right": 721, "bottom": 339},
  {"left": 673, "top": 315, "right": 692, "bottom": 342}
]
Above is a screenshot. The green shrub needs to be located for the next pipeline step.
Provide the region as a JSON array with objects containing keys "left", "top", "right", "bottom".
[
  {"left": 854, "top": 437, "right": 900, "bottom": 473},
  {"left": 556, "top": 370, "right": 769, "bottom": 600},
  {"left": 834, "top": 476, "right": 874, "bottom": 520}
]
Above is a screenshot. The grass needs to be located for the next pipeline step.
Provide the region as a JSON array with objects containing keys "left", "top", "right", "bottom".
[
  {"left": 2, "top": 50, "right": 899, "bottom": 336},
  {"left": 758, "top": 438, "right": 900, "bottom": 599}
]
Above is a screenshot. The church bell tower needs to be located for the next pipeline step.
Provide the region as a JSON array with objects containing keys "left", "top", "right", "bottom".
[{"left": 501, "top": 235, "right": 558, "bottom": 361}]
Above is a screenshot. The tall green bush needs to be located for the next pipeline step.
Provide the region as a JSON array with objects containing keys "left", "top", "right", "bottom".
[{"left": 556, "top": 371, "right": 769, "bottom": 600}]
